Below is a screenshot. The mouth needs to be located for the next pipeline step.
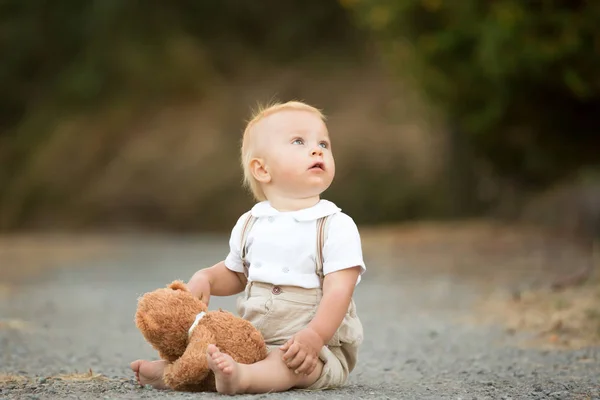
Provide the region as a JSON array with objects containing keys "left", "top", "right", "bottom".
[{"left": 309, "top": 162, "right": 325, "bottom": 171}]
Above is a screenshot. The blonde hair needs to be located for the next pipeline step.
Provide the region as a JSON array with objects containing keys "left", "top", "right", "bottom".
[{"left": 241, "top": 100, "right": 326, "bottom": 201}]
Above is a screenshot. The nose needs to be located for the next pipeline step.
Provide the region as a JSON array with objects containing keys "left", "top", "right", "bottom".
[{"left": 311, "top": 147, "right": 323, "bottom": 156}]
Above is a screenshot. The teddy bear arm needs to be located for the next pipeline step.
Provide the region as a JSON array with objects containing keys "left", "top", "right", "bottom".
[{"left": 163, "top": 327, "right": 215, "bottom": 391}]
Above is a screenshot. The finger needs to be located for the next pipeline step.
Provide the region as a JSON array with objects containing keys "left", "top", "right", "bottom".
[
  {"left": 295, "top": 355, "right": 314, "bottom": 375},
  {"left": 286, "top": 351, "right": 306, "bottom": 370},
  {"left": 280, "top": 337, "right": 294, "bottom": 351},
  {"left": 279, "top": 338, "right": 294, "bottom": 352},
  {"left": 199, "top": 292, "right": 210, "bottom": 306},
  {"left": 306, "top": 358, "right": 318, "bottom": 375},
  {"left": 282, "top": 342, "right": 300, "bottom": 362}
]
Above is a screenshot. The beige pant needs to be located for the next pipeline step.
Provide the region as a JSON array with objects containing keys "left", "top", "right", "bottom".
[{"left": 236, "top": 281, "right": 363, "bottom": 390}]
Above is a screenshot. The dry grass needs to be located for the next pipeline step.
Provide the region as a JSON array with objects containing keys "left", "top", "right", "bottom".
[
  {"left": 54, "top": 369, "right": 107, "bottom": 382},
  {"left": 0, "top": 369, "right": 108, "bottom": 387},
  {"left": 1, "top": 61, "right": 445, "bottom": 232},
  {"left": 362, "top": 219, "right": 600, "bottom": 349},
  {"left": 474, "top": 280, "right": 600, "bottom": 350},
  {"left": 0, "top": 374, "right": 29, "bottom": 384},
  {"left": 0, "top": 318, "right": 31, "bottom": 332},
  {"left": 361, "top": 219, "right": 595, "bottom": 286}
]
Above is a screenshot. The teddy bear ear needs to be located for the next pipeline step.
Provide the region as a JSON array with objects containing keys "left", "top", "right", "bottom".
[{"left": 167, "top": 280, "right": 189, "bottom": 291}]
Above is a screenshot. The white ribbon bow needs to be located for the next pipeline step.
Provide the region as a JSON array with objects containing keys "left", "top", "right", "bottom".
[{"left": 188, "top": 311, "right": 206, "bottom": 337}]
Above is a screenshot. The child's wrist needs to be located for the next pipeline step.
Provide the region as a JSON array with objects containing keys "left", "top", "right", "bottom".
[{"left": 306, "top": 325, "right": 327, "bottom": 347}]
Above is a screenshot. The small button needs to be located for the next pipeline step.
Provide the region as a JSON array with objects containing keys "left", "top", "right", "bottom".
[
  {"left": 282, "top": 267, "right": 289, "bottom": 273},
  {"left": 254, "top": 262, "right": 261, "bottom": 268},
  {"left": 268, "top": 216, "right": 275, "bottom": 222},
  {"left": 272, "top": 286, "right": 281, "bottom": 295}
]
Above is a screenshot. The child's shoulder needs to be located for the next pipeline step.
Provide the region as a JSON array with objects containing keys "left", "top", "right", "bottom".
[
  {"left": 230, "top": 209, "right": 253, "bottom": 230},
  {"left": 327, "top": 210, "right": 361, "bottom": 234},
  {"left": 317, "top": 199, "right": 356, "bottom": 224}
]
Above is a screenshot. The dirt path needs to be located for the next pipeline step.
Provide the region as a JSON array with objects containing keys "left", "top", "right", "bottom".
[{"left": 1, "top": 226, "right": 599, "bottom": 399}]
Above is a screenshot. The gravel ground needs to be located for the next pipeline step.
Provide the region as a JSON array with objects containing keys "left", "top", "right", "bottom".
[{"left": 1, "top": 234, "right": 599, "bottom": 399}]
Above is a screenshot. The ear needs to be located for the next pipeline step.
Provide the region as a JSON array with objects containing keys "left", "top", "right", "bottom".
[
  {"left": 168, "top": 280, "right": 189, "bottom": 291},
  {"left": 250, "top": 158, "right": 271, "bottom": 183}
]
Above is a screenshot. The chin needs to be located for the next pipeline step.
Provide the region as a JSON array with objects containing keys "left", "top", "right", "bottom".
[
  {"left": 308, "top": 184, "right": 332, "bottom": 197},
  {"left": 293, "top": 188, "right": 326, "bottom": 199},
  {"left": 290, "top": 179, "right": 332, "bottom": 198}
]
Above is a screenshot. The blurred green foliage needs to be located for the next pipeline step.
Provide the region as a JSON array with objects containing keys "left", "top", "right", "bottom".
[
  {"left": 343, "top": 0, "right": 600, "bottom": 187},
  {"left": 0, "top": 0, "right": 365, "bottom": 230},
  {"left": 1, "top": 0, "right": 599, "bottom": 231},
  {"left": 0, "top": 0, "right": 359, "bottom": 131}
]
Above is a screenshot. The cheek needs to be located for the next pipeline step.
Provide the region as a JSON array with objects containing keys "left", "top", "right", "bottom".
[
  {"left": 327, "top": 154, "right": 335, "bottom": 170},
  {"left": 269, "top": 154, "right": 299, "bottom": 178},
  {"left": 280, "top": 152, "right": 304, "bottom": 170}
]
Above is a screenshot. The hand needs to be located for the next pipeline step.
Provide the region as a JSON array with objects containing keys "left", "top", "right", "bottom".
[
  {"left": 279, "top": 327, "right": 324, "bottom": 375},
  {"left": 186, "top": 271, "right": 211, "bottom": 305}
]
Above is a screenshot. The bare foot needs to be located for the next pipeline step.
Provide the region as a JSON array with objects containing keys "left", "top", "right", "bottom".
[
  {"left": 130, "top": 359, "right": 169, "bottom": 390},
  {"left": 206, "top": 344, "right": 247, "bottom": 394}
]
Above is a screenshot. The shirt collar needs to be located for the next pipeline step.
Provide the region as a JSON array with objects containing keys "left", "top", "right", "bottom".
[{"left": 250, "top": 199, "right": 341, "bottom": 221}]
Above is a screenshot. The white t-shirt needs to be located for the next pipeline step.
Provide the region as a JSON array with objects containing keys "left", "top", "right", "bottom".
[{"left": 224, "top": 199, "right": 366, "bottom": 289}]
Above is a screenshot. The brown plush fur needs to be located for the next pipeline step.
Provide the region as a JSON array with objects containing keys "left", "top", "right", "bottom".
[{"left": 135, "top": 280, "right": 268, "bottom": 392}]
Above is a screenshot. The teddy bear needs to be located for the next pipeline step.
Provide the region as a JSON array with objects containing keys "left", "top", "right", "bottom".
[{"left": 134, "top": 280, "right": 268, "bottom": 392}]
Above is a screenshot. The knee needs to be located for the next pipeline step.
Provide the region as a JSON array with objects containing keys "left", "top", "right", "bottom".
[{"left": 295, "top": 358, "right": 324, "bottom": 389}]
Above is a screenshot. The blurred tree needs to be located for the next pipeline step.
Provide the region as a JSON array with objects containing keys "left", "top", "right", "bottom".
[
  {"left": 342, "top": 0, "right": 600, "bottom": 189},
  {"left": 0, "top": 0, "right": 359, "bottom": 133},
  {"left": 0, "top": 0, "right": 364, "bottom": 230}
]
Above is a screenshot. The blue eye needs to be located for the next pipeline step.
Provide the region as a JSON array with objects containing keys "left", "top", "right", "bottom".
[
  {"left": 319, "top": 142, "right": 328, "bottom": 149},
  {"left": 292, "top": 139, "right": 304, "bottom": 145}
]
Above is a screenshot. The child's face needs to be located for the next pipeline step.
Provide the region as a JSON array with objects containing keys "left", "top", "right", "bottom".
[{"left": 253, "top": 109, "right": 335, "bottom": 200}]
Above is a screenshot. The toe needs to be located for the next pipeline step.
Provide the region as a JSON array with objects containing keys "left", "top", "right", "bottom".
[
  {"left": 130, "top": 360, "right": 142, "bottom": 371},
  {"left": 207, "top": 344, "right": 219, "bottom": 355}
]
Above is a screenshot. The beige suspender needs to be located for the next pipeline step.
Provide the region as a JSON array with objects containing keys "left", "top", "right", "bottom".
[
  {"left": 239, "top": 213, "right": 331, "bottom": 285},
  {"left": 239, "top": 213, "right": 258, "bottom": 278},
  {"left": 315, "top": 215, "right": 330, "bottom": 286}
]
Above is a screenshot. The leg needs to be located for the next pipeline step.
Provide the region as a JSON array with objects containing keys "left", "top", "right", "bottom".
[
  {"left": 206, "top": 344, "right": 323, "bottom": 394},
  {"left": 130, "top": 359, "right": 169, "bottom": 390}
]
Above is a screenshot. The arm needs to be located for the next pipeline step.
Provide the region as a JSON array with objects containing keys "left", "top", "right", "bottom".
[
  {"left": 187, "top": 261, "right": 246, "bottom": 303},
  {"left": 188, "top": 212, "right": 252, "bottom": 302},
  {"left": 307, "top": 266, "right": 360, "bottom": 344},
  {"left": 281, "top": 214, "right": 365, "bottom": 374},
  {"left": 280, "top": 266, "right": 360, "bottom": 374},
  {"left": 309, "top": 214, "right": 364, "bottom": 343}
]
